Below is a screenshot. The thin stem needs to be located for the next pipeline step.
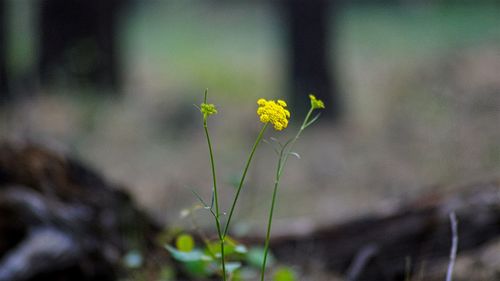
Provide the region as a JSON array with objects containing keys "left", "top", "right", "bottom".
[
  {"left": 203, "top": 119, "right": 226, "bottom": 281},
  {"left": 277, "top": 107, "right": 313, "bottom": 177},
  {"left": 223, "top": 123, "right": 268, "bottom": 237},
  {"left": 301, "top": 107, "right": 314, "bottom": 130},
  {"left": 260, "top": 107, "right": 314, "bottom": 281},
  {"left": 260, "top": 149, "right": 284, "bottom": 281}
]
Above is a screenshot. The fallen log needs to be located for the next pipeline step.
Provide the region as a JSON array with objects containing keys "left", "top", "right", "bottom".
[
  {"left": 0, "top": 141, "right": 159, "bottom": 281},
  {"left": 268, "top": 180, "right": 500, "bottom": 280}
]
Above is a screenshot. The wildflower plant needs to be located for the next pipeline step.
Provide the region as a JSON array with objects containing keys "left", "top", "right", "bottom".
[
  {"left": 256, "top": 99, "right": 290, "bottom": 131},
  {"left": 166, "top": 90, "right": 324, "bottom": 281},
  {"left": 259, "top": 93, "right": 324, "bottom": 281}
]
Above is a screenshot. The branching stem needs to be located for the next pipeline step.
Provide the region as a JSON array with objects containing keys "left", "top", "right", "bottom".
[
  {"left": 260, "top": 107, "right": 315, "bottom": 281},
  {"left": 202, "top": 91, "right": 226, "bottom": 280}
]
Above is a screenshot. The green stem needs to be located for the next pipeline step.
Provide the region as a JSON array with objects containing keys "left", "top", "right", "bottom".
[
  {"left": 203, "top": 119, "right": 226, "bottom": 281},
  {"left": 223, "top": 123, "right": 268, "bottom": 237},
  {"left": 277, "top": 107, "right": 313, "bottom": 176},
  {"left": 301, "top": 107, "right": 314, "bottom": 130},
  {"left": 260, "top": 107, "right": 314, "bottom": 281},
  {"left": 260, "top": 148, "right": 284, "bottom": 281}
]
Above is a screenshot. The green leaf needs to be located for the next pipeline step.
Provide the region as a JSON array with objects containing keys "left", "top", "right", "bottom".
[
  {"left": 225, "top": 262, "right": 242, "bottom": 273},
  {"left": 232, "top": 268, "right": 259, "bottom": 281},
  {"left": 165, "top": 245, "right": 210, "bottom": 262},
  {"left": 246, "top": 247, "right": 275, "bottom": 268},
  {"left": 225, "top": 237, "right": 247, "bottom": 256},
  {"left": 204, "top": 237, "right": 247, "bottom": 259},
  {"left": 234, "top": 244, "right": 248, "bottom": 254},
  {"left": 176, "top": 234, "right": 195, "bottom": 252},
  {"left": 273, "top": 267, "right": 297, "bottom": 281},
  {"left": 184, "top": 260, "right": 210, "bottom": 278},
  {"left": 232, "top": 269, "right": 244, "bottom": 281},
  {"left": 205, "top": 242, "right": 222, "bottom": 258}
]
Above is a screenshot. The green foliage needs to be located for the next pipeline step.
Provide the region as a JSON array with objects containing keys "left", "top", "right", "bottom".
[
  {"left": 176, "top": 234, "right": 195, "bottom": 252},
  {"left": 246, "top": 247, "right": 275, "bottom": 269},
  {"left": 165, "top": 235, "right": 278, "bottom": 279},
  {"left": 273, "top": 267, "right": 297, "bottom": 281},
  {"left": 165, "top": 245, "right": 208, "bottom": 263},
  {"left": 225, "top": 262, "right": 242, "bottom": 274},
  {"left": 183, "top": 259, "right": 211, "bottom": 278},
  {"left": 165, "top": 245, "right": 212, "bottom": 278}
]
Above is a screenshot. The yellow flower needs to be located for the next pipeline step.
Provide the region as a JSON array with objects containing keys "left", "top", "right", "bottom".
[
  {"left": 309, "top": 94, "right": 325, "bottom": 109},
  {"left": 200, "top": 103, "right": 218, "bottom": 118},
  {"left": 256, "top": 98, "right": 290, "bottom": 131}
]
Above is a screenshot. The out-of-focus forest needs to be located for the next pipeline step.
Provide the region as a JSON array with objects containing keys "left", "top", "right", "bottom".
[{"left": 1, "top": 0, "right": 500, "bottom": 280}]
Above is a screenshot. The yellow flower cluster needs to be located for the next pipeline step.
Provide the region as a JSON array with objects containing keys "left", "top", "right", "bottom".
[
  {"left": 309, "top": 94, "right": 325, "bottom": 109},
  {"left": 257, "top": 98, "right": 290, "bottom": 131},
  {"left": 200, "top": 103, "right": 218, "bottom": 118}
]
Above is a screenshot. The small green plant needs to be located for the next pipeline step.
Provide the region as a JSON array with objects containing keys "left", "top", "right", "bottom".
[{"left": 166, "top": 90, "right": 324, "bottom": 280}]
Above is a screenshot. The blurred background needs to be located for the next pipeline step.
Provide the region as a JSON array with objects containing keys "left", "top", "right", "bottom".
[{"left": 0, "top": 0, "right": 499, "bottom": 235}]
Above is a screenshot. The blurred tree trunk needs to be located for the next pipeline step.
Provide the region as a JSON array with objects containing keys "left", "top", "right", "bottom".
[
  {"left": 284, "top": 0, "right": 341, "bottom": 121},
  {"left": 0, "top": 0, "right": 8, "bottom": 102},
  {"left": 38, "top": 0, "right": 126, "bottom": 92}
]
